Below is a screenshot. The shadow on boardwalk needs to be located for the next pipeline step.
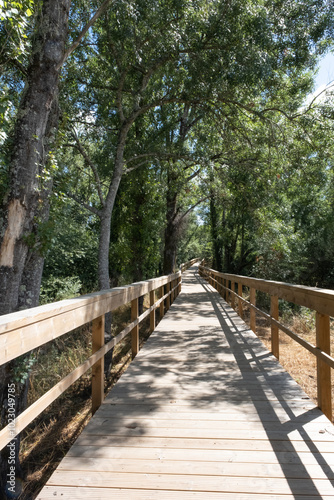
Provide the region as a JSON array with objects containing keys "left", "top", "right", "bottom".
[
  {"left": 37, "top": 265, "right": 334, "bottom": 499},
  {"left": 195, "top": 270, "right": 334, "bottom": 496}
]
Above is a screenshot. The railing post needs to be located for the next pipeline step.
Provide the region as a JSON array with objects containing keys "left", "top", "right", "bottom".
[
  {"left": 150, "top": 290, "right": 155, "bottom": 333},
  {"left": 231, "top": 281, "right": 235, "bottom": 308},
  {"left": 316, "top": 312, "right": 332, "bottom": 420},
  {"left": 160, "top": 285, "right": 165, "bottom": 319},
  {"left": 223, "top": 278, "right": 226, "bottom": 300},
  {"left": 271, "top": 296, "right": 279, "bottom": 359},
  {"left": 131, "top": 297, "right": 139, "bottom": 359},
  {"left": 178, "top": 275, "right": 182, "bottom": 295},
  {"left": 250, "top": 287, "right": 256, "bottom": 333},
  {"left": 92, "top": 315, "right": 105, "bottom": 415},
  {"left": 238, "top": 282, "right": 243, "bottom": 319},
  {"left": 166, "top": 282, "right": 171, "bottom": 310}
]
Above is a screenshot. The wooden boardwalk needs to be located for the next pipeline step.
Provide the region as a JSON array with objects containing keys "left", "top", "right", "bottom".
[{"left": 37, "top": 265, "right": 334, "bottom": 499}]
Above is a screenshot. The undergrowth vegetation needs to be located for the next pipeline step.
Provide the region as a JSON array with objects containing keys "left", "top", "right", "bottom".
[{"left": 243, "top": 300, "right": 334, "bottom": 422}]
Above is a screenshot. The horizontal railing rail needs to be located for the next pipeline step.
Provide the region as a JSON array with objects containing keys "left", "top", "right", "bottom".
[
  {"left": 0, "top": 271, "right": 181, "bottom": 451},
  {"left": 199, "top": 264, "right": 334, "bottom": 421},
  {"left": 180, "top": 258, "right": 200, "bottom": 273}
]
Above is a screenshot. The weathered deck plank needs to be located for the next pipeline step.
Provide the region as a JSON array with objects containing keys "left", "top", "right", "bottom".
[{"left": 37, "top": 265, "right": 334, "bottom": 499}]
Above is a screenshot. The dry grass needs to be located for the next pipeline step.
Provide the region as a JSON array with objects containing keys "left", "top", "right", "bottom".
[
  {"left": 242, "top": 301, "right": 334, "bottom": 423},
  {"left": 19, "top": 293, "right": 158, "bottom": 500}
]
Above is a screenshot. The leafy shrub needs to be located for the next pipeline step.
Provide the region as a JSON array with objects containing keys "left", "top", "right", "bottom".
[{"left": 39, "top": 275, "right": 82, "bottom": 304}]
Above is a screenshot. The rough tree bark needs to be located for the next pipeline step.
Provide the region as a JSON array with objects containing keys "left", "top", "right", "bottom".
[
  {"left": 0, "top": 1, "right": 70, "bottom": 496},
  {"left": 0, "top": 0, "right": 71, "bottom": 316},
  {"left": 210, "top": 189, "right": 222, "bottom": 272},
  {"left": 162, "top": 105, "right": 198, "bottom": 275},
  {"left": 96, "top": 124, "right": 131, "bottom": 372},
  {"left": 163, "top": 171, "right": 179, "bottom": 274}
]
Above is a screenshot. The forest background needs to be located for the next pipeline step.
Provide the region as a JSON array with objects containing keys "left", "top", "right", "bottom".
[
  {"left": 1, "top": 0, "right": 334, "bottom": 310},
  {"left": 0, "top": 0, "right": 334, "bottom": 494}
]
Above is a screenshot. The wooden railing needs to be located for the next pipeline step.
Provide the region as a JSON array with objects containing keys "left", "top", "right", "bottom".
[
  {"left": 199, "top": 264, "right": 334, "bottom": 420},
  {"left": 180, "top": 258, "right": 200, "bottom": 273},
  {"left": 0, "top": 271, "right": 182, "bottom": 451}
]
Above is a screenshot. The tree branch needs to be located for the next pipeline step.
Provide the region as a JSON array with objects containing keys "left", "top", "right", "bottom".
[
  {"left": 291, "top": 81, "right": 334, "bottom": 118},
  {"left": 1, "top": 57, "right": 28, "bottom": 76},
  {"left": 179, "top": 196, "right": 210, "bottom": 222},
  {"left": 123, "top": 159, "right": 151, "bottom": 174},
  {"left": 185, "top": 168, "right": 201, "bottom": 183},
  {"left": 65, "top": 192, "right": 102, "bottom": 217},
  {"left": 71, "top": 129, "right": 106, "bottom": 207},
  {"left": 56, "top": 0, "right": 115, "bottom": 70},
  {"left": 117, "top": 71, "right": 127, "bottom": 123},
  {"left": 124, "top": 152, "right": 196, "bottom": 173}
]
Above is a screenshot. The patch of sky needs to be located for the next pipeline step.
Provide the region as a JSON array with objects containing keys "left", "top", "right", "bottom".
[
  {"left": 314, "top": 52, "right": 334, "bottom": 89},
  {"left": 303, "top": 50, "right": 334, "bottom": 106}
]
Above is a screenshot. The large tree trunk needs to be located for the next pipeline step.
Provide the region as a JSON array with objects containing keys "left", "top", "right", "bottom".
[
  {"left": 162, "top": 106, "right": 194, "bottom": 275},
  {"left": 0, "top": 1, "right": 70, "bottom": 495},
  {"left": 163, "top": 172, "right": 178, "bottom": 275},
  {"left": 98, "top": 208, "right": 115, "bottom": 376},
  {"left": 98, "top": 210, "right": 113, "bottom": 292},
  {"left": 0, "top": 0, "right": 70, "bottom": 316},
  {"left": 210, "top": 189, "right": 222, "bottom": 272},
  {"left": 98, "top": 128, "right": 129, "bottom": 292},
  {"left": 163, "top": 221, "right": 178, "bottom": 275},
  {"left": 97, "top": 126, "right": 130, "bottom": 373}
]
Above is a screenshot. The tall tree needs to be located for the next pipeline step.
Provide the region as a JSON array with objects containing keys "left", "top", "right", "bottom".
[
  {"left": 0, "top": 0, "right": 115, "bottom": 315},
  {"left": 59, "top": 0, "right": 334, "bottom": 283},
  {"left": 0, "top": 1, "right": 71, "bottom": 493},
  {"left": 0, "top": 1, "right": 115, "bottom": 494}
]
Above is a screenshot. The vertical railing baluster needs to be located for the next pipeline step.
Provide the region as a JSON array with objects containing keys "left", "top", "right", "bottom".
[
  {"left": 166, "top": 282, "right": 171, "bottom": 310},
  {"left": 160, "top": 285, "right": 165, "bottom": 319},
  {"left": 92, "top": 315, "right": 105, "bottom": 415},
  {"left": 131, "top": 297, "right": 139, "bottom": 359},
  {"left": 231, "top": 281, "right": 235, "bottom": 308},
  {"left": 150, "top": 290, "right": 155, "bottom": 333},
  {"left": 316, "top": 312, "right": 332, "bottom": 420},
  {"left": 238, "top": 282, "right": 243, "bottom": 319},
  {"left": 250, "top": 287, "right": 256, "bottom": 333},
  {"left": 271, "top": 296, "right": 279, "bottom": 359}
]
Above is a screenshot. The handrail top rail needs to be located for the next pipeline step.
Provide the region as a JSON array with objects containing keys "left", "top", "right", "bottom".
[
  {"left": 199, "top": 264, "right": 333, "bottom": 420},
  {"left": 0, "top": 271, "right": 181, "bottom": 335},
  {"left": 199, "top": 265, "right": 334, "bottom": 297},
  {"left": 199, "top": 265, "right": 334, "bottom": 317},
  {"left": 180, "top": 258, "right": 200, "bottom": 271},
  {"left": 0, "top": 272, "right": 183, "bottom": 451}
]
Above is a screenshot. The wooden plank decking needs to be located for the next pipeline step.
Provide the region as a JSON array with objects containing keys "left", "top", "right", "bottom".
[{"left": 37, "top": 264, "right": 334, "bottom": 499}]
